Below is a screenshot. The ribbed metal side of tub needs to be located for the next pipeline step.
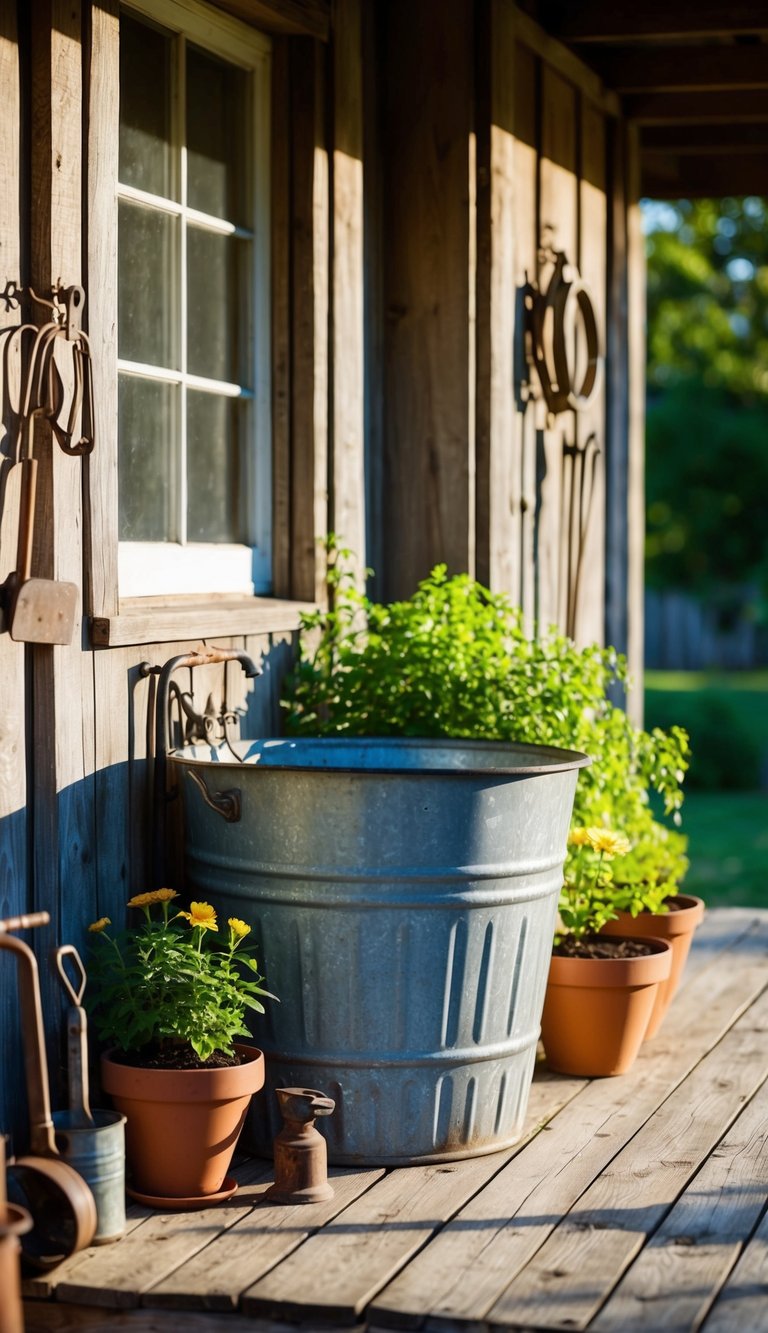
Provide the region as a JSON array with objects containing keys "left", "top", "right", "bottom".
[{"left": 170, "top": 740, "right": 585, "bottom": 1164}]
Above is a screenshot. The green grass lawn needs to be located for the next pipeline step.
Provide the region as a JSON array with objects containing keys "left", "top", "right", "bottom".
[{"left": 645, "top": 671, "right": 768, "bottom": 909}]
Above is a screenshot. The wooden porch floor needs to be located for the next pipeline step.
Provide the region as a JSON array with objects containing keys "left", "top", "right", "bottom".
[{"left": 23, "top": 907, "right": 768, "bottom": 1333}]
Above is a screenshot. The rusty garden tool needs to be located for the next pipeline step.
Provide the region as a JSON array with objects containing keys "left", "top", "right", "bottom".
[
  {"left": 1, "top": 411, "right": 77, "bottom": 644},
  {"left": 0, "top": 925, "right": 97, "bottom": 1268},
  {"left": 55, "top": 946, "right": 94, "bottom": 1129},
  {"left": 265, "top": 1088, "right": 335, "bottom": 1205},
  {"left": 52, "top": 945, "right": 126, "bottom": 1244}
]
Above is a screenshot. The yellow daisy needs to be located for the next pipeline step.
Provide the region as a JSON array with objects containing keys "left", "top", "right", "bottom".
[
  {"left": 179, "top": 901, "right": 218, "bottom": 931},
  {"left": 568, "top": 828, "right": 590, "bottom": 847},
  {"left": 127, "top": 888, "right": 179, "bottom": 909},
  {"left": 88, "top": 916, "right": 111, "bottom": 933},
  {"left": 586, "top": 828, "right": 631, "bottom": 858},
  {"left": 228, "top": 917, "right": 251, "bottom": 940}
]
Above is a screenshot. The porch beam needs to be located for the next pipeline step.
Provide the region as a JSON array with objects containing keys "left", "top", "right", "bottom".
[
  {"left": 545, "top": 1, "right": 768, "bottom": 44},
  {"left": 641, "top": 121, "right": 768, "bottom": 152},
  {"left": 210, "top": 0, "right": 330, "bottom": 40},
  {"left": 642, "top": 151, "right": 768, "bottom": 197},
  {"left": 596, "top": 44, "right": 768, "bottom": 94},
  {"left": 623, "top": 89, "right": 768, "bottom": 123}
]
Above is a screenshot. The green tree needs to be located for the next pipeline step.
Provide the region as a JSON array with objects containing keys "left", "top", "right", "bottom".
[{"left": 645, "top": 198, "right": 768, "bottom": 621}]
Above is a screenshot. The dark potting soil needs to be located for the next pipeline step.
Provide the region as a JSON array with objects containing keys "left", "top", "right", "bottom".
[
  {"left": 111, "top": 1046, "right": 244, "bottom": 1071},
  {"left": 554, "top": 936, "right": 656, "bottom": 960}
]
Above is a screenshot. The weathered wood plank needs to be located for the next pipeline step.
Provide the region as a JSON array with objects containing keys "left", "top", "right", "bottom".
[
  {"left": 52, "top": 1160, "right": 274, "bottom": 1309},
  {"left": 513, "top": 40, "right": 539, "bottom": 633},
  {"left": 512, "top": 7, "right": 620, "bottom": 114},
  {"left": 486, "top": 988, "right": 768, "bottom": 1330},
  {"left": 23, "top": 1205, "right": 154, "bottom": 1300},
  {"left": 603, "top": 117, "right": 629, "bottom": 668},
  {"left": 537, "top": 64, "right": 577, "bottom": 632},
  {"left": 24, "top": 1301, "right": 358, "bottom": 1333},
  {"left": 30, "top": 0, "right": 99, "bottom": 1091},
  {"left": 145, "top": 1166, "right": 385, "bottom": 1310},
  {"left": 476, "top": 0, "right": 519, "bottom": 596},
  {"left": 551, "top": 2, "right": 768, "bottom": 43},
  {"left": 369, "top": 917, "right": 768, "bottom": 1329},
  {"left": 331, "top": 0, "right": 366, "bottom": 586},
  {"left": 625, "top": 123, "right": 644, "bottom": 720},
  {"left": 85, "top": 0, "right": 119, "bottom": 620},
  {"left": 591, "top": 1074, "right": 768, "bottom": 1331},
  {"left": 91, "top": 597, "right": 312, "bottom": 648},
  {"left": 643, "top": 153, "right": 768, "bottom": 201},
  {"left": 289, "top": 38, "right": 328, "bottom": 604},
  {"left": 241, "top": 1156, "right": 516, "bottom": 1323},
  {"left": 380, "top": 0, "right": 473, "bottom": 599},
  {"left": 0, "top": 0, "right": 29, "bottom": 1140},
  {"left": 570, "top": 97, "right": 606, "bottom": 648},
  {"left": 211, "top": 0, "right": 331, "bottom": 41},
  {"left": 597, "top": 43, "right": 768, "bottom": 94},
  {"left": 270, "top": 36, "right": 291, "bottom": 600},
  {"left": 624, "top": 89, "right": 768, "bottom": 124},
  {"left": 702, "top": 1201, "right": 768, "bottom": 1333}
]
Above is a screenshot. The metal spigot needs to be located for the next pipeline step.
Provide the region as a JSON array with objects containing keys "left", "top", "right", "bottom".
[{"left": 265, "top": 1088, "right": 335, "bottom": 1205}]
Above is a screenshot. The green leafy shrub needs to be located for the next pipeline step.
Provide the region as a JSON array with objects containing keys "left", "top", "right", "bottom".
[
  {"left": 87, "top": 890, "right": 276, "bottom": 1063},
  {"left": 282, "top": 543, "right": 690, "bottom": 876},
  {"left": 646, "top": 687, "right": 762, "bottom": 791}
]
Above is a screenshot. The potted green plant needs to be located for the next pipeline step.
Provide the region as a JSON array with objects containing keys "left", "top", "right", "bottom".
[
  {"left": 88, "top": 889, "right": 276, "bottom": 1206},
  {"left": 540, "top": 828, "right": 673, "bottom": 1077},
  {"left": 601, "top": 822, "right": 704, "bottom": 1037}
]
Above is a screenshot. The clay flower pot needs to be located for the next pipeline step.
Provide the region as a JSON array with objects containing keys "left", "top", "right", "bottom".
[
  {"left": 101, "top": 1043, "right": 265, "bottom": 1206},
  {"left": 540, "top": 937, "right": 672, "bottom": 1077},
  {"left": 601, "top": 893, "right": 705, "bottom": 1038}
]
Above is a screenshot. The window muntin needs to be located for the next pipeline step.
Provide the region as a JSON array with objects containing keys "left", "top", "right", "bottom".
[{"left": 117, "top": 2, "right": 270, "bottom": 595}]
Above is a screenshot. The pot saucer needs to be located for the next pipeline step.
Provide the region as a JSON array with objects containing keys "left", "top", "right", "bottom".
[{"left": 126, "top": 1176, "right": 238, "bottom": 1210}]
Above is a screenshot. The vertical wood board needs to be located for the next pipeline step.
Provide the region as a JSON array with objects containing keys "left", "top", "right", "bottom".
[
  {"left": 381, "top": 0, "right": 473, "bottom": 599},
  {"left": 331, "top": 0, "right": 366, "bottom": 586},
  {"left": 84, "top": 0, "right": 119, "bottom": 620}
]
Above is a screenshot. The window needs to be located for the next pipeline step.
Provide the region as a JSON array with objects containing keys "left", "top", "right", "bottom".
[{"left": 117, "top": 0, "right": 270, "bottom": 597}]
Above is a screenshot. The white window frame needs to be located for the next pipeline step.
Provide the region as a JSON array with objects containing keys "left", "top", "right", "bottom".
[{"left": 117, "top": 0, "right": 271, "bottom": 598}]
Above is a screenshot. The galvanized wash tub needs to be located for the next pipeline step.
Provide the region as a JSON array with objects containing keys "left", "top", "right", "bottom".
[{"left": 169, "top": 736, "right": 589, "bottom": 1165}]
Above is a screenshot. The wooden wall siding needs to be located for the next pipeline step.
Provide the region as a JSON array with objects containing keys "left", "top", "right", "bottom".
[
  {"left": 331, "top": 0, "right": 366, "bottom": 589},
  {"left": 30, "top": 0, "right": 99, "bottom": 1079},
  {"left": 380, "top": 5, "right": 616, "bottom": 646},
  {"left": 625, "top": 122, "right": 646, "bottom": 719},
  {"left": 0, "top": 0, "right": 29, "bottom": 1143},
  {"left": 380, "top": 0, "right": 475, "bottom": 601},
  {"left": 84, "top": 0, "right": 119, "bottom": 621},
  {"left": 289, "top": 37, "right": 329, "bottom": 605}
]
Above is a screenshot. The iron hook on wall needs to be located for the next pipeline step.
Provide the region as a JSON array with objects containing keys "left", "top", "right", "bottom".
[{"left": 522, "top": 243, "right": 602, "bottom": 420}]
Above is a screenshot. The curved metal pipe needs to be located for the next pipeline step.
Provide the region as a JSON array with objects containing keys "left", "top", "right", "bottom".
[{"left": 145, "top": 648, "right": 261, "bottom": 887}]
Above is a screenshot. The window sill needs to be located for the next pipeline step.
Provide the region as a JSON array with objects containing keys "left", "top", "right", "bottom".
[{"left": 90, "top": 595, "right": 316, "bottom": 648}]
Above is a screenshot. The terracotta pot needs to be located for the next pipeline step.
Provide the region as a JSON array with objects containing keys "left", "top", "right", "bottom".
[
  {"left": 101, "top": 1044, "right": 265, "bottom": 1202},
  {"left": 540, "top": 937, "right": 672, "bottom": 1077},
  {"left": 601, "top": 894, "right": 705, "bottom": 1039}
]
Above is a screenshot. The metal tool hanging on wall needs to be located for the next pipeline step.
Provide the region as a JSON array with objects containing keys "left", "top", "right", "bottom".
[
  {"left": 523, "top": 243, "right": 602, "bottom": 419},
  {"left": 0, "top": 282, "right": 96, "bottom": 645}
]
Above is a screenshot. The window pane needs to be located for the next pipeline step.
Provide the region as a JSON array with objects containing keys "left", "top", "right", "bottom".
[
  {"left": 119, "top": 376, "right": 177, "bottom": 540},
  {"left": 186, "top": 45, "right": 248, "bottom": 223},
  {"left": 186, "top": 391, "right": 243, "bottom": 543},
  {"left": 187, "top": 228, "right": 246, "bottom": 382},
  {"left": 119, "top": 14, "right": 173, "bottom": 199},
  {"left": 119, "top": 200, "right": 178, "bottom": 368}
]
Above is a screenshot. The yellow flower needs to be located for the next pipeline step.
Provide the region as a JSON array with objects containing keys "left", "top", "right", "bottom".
[
  {"left": 228, "top": 917, "right": 251, "bottom": 940},
  {"left": 568, "top": 828, "right": 590, "bottom": 847},
  {"left": 178, "top": 901, "right": 218, "bottom": 931},
  {"left": 127, "top": 888, "right": 179, "bottom": 908},
  {"left": 88, "top": 917, "right": 111, "bottom": 933},
  {"left": 586, "top": 828, "right": 631, "bottom": 858}
]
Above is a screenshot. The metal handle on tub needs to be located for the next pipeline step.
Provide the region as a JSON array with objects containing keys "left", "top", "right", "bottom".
[{"left": 141, "top": 647, "right": 261, "bottom": 886}]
